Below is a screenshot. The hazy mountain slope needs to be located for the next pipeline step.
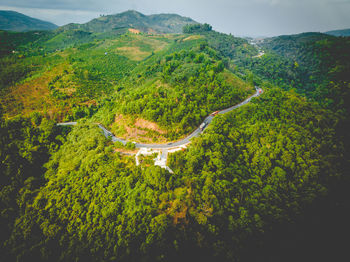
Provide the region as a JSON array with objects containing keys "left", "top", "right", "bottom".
[
  {"left": 0, "top": 10, "right": 57, "bottom": 32},
  {"left": 325, "top": 28, "right": 350, "bottom": 37},
  {"left": 59, "top": 10, "right": 198, "bottom": 34},
  {"left": 258, "top": 32, "right": 349, "bottom": 86},
  {"left": 259, "top": 32, "right": 335, "bottom": 60},
  {"left": 237, "top": 31, "right": 350, "bottom": 113}
]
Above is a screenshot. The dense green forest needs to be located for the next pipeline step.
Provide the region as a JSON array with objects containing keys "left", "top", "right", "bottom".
[
  {"left": 0, "top": 11, "right": 349, "bottom": 262},
  {"left": 2, "top": 88, "right": 348, "bottom": 262},
  {"left": 238, "top": 33, "right": 350, "bottom": 111},
  {"left": 0, "top": 109, "right": 68, "bottom": 259}
]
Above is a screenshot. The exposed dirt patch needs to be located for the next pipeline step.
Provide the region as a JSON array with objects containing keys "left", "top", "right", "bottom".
[
  {"left": 111, "top": 114, "right": 169, "bottom": 143},
  {"left": 114, "top": 148, "right": 138, "bottom": 155},
  {"left": 135, "top": 118, "right": 167, "bottom": 134}
]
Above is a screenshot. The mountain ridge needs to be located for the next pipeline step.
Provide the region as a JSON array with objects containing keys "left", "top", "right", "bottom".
[
  {"left": 0, "top": 10, "right": 58, "bottom": 32},
  {"left": 325, "top": 28, "right": 350, "bottom": 37},
  {"left": 59, "top": 10, "right": 198, "bottom": 34}
]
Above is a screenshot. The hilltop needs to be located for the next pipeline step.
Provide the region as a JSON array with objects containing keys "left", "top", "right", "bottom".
[
  {"left": 0, "top": 10, "right": 57, "bottom": 32},
  {"left": 325, "top": 28, "right": 350, "bottom": 37},
  {"left": 60, "top": 10, "right": 198, "bottom": 34}
]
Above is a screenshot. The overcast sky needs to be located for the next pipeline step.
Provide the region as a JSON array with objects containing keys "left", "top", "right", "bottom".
[{"left": 1, "top": 0, "right": 350, "bottom": 36}]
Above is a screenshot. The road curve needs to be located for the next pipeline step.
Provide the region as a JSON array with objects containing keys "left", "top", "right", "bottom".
[
  {"left": 58, "top": 87, "right": 263, "bottom": 149},
  {"left": 99, "top": 86, "right": 263, "bottom": 149}
]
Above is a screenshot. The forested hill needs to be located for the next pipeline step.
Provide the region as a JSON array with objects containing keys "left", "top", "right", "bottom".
[
  {"left": 259, "top": 32, "right": 335, "bottom": 60},
  {"left": 60, "top": 10, "right": 198, "bottom": 34},
  {"left": 239, "top": 32, "right": 350, "bottom": 112},
  {"left": 0, "top": 10, "right": 58, "bottom": 32},
  {"left": 325, "top": 28, "right": 350, "bottom": 37},
  {"left": 0, "top": 14, "right": 349, "bottom": 262}
]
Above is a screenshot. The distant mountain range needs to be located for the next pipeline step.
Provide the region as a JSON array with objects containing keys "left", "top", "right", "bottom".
[
  {"left": 325, "top": 28, "right": 350, "bottom": 37},
  {"left": 0, "top": 10, "right": 58, "bottom": 32},
  {"left": 59, "top": 10, "right": 198, "bottom": 34},
  {"left": 0, "top": 9, "right": 197, "bottom": 34},
  {"left": 2, "top": 8, "right": 349, "bottom": 38}
]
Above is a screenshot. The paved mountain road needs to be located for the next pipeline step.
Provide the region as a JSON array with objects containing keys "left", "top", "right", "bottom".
[{"left": 58, "top": 87, "right": 263, "bottom": 149}]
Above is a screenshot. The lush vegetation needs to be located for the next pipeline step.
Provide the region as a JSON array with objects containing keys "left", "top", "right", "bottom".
[
  {"left": 183, "top": 23, "right": 212, "bottom": 33},
  {"left": 0, "top": 109, "right": 67, "bottom": 259},
  {"left": 0, "top": 11, "right": 349, "bottom": 262},
  {"left": 183, "top": 25, "right": 257, "bottom": 61},
  {"left": 168, "top": 87, "right": 347, "bottom": 260},
  {"left": 97, "top": 42, "right": 254, "bottom": 140},
  {"left": 238, "top": 33, "right": 350, "bottom": 111},
  {"left": 2, "top": 87, "right": 348, "bottom": 262}
]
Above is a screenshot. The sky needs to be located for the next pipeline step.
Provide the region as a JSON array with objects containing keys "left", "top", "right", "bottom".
[{"left": 1, "top": 0, "right": 350, "bottom": 36}]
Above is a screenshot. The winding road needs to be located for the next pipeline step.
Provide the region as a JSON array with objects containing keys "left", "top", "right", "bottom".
[{"left": 58, "top": 87, "right": 263, "bottom": 149}]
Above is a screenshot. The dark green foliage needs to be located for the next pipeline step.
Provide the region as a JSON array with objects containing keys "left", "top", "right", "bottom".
[
  {"left": 182, "top": 27, "right": 257, "bottom": 61},
  {"left": 0, "top": 10, "right": 57, "bottom": 32},
  {"left": 6, "top": 88, "right": 346, "bottom": 262},
  {"left": 168, "top": 88, "right": 345, "bottom": 259},
  {"left": 69, "top": 105, "right": 96, "bottom": 121},
  {"left": 0, "top": 56, "right": 34, "bottom": 90},
  {"left": 204, "top": 31, "right": 258, "bottom": 60},
  {"left": 0, "top": 30, "right": 62, "bottom": 93},
  {"left": 242, "top": 33, "right": 350, "bottom": 112},
  {"left": 7, "top": 123, "right": 178, "bottom": 262},
  {"left": 239, "top": 52, "right": 302, "bottom": 90},
  {"left": 183, "top": 23, "right": 212, "bottom": 34},
  {"left": 0, "top": 30, "right": 54, "bottom": 57},
  {"left": 0, "top": 112, "right": 66, "bottom": 259},
  {"left": 125, "top": 141, "right": 136, "bottom": 149}
]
